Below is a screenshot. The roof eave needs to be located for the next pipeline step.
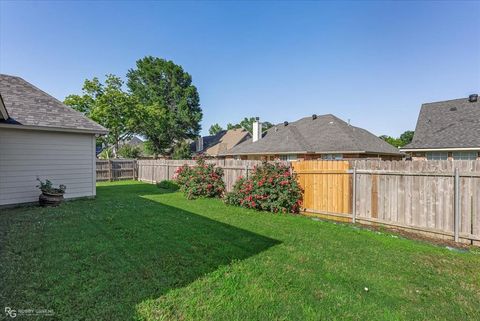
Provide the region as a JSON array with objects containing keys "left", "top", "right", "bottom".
[
  {"left": 0, "top": 123, "right": 109, "bottom": 135},
  {"left": 400, "top": 147, "right": 480, "bottom": 152},
  {"left": 220, "top": 150, "right": 310, "bottom": 156}
]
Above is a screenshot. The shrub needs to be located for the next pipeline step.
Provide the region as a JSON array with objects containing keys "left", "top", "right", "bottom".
[
  {"left": 156, "top": 180, "right": 179, "bottom": 191},
  {"left": 225, "top": 161, "right": 302, "bottom": 213},
  {"left": 174, "top": 157, "right": 225, "bottom": 199},
  {"left": 98, "top": 147, "right": 114, "bottom": 159},
  {"left": 36, "top": 178, "right": 66, "bottom": 195}
]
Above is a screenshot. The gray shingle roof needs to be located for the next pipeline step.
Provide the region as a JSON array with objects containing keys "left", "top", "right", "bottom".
[
  {"left": 404, "top": 97, "right": 480, "bottom": 149},
  {"left": 0, "top": 74, "right": 107, "bottom": 133},
  {"left": 222, "top": 114, "right": 402, "bottom": 156}
]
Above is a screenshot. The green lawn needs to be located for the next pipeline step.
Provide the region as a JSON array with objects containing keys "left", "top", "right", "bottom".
[{"left": 1, "top": 181, "right": 479, "bottom": 321}]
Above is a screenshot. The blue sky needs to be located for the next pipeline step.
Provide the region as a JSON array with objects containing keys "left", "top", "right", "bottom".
[{"left": 1, "top": 1, "right": 479, "bottom": 137}]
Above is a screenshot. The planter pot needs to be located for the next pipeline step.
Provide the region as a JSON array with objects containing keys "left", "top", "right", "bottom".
[{"left": 39, "top": 192, "right": 64, "bottom": 207}]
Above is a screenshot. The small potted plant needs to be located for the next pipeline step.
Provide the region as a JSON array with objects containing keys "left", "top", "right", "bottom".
[{"left": 36, "top": 178, "right": 67, "bottom": 207}]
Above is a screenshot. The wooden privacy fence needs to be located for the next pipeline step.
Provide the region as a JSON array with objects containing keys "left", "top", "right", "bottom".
[
  {"left": 96, "top": 159, "right": 137, "bottom": 181},
  {"left": 136, "top": 159, "right": 270, "bottom": 192},
  {"left": 293, "top": 160, "right": 480, "bottom": 245}
]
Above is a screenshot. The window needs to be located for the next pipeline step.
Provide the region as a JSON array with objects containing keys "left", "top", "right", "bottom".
[
  {"left": 321, "top": 154, "right": 343, "bottom": 160},
  {"left": 279, "top": 154, "right": 298, "bottom": 162},
  {"left": 453, "top": 151, "right": 478, "bottom": 160},
  {"left": 426, "top": 152, "right": 448, "bottom": 160}
]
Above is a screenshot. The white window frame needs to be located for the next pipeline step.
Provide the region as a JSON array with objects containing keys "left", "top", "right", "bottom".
[{"left": 426, "top": 152, "right": 448, "bottom": 160}]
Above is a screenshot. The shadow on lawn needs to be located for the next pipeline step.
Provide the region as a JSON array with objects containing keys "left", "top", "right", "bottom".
[{"left": 1, "top": 183, "right": 279, "bottom": 320}]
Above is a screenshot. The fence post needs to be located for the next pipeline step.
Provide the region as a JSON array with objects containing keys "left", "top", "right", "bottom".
[
  {"left": 166, "top": 164, "right": 170, "bottom": 180},
  {"left": 151, "top": 163, "right": 154, "bottom": 183},
  {"left": 454, "top": 167, "right": 460, "bottom": 243},
  {"left": 108, "top": 160, "right": 112, "bottom": 182},
  {"left": 352, "top": 166, "right": 357, "bottom": 224},
  {"left": 245, "top": 164, "right": 249, "bottom": 178},
  {"left": 133, "top": 160, "right": 137, "bottom": 180}
]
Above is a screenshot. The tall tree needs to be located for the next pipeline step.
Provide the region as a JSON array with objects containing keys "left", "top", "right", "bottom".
[
  {"left": 127, "top": 56, "right": 202, "bottom": 156},
  {"left": 399, "top": 130, "right": 414, "bottom": 146},
  {"left": 209, "top": 123, "right": 223, "bottom": 135},
  {"left": 380, "top": 130, "right": 414, "bottom": 148},
  {"left": 227, "top": 117, "right": 273, "bottom": 134},
  {"left": 64, "top": 74, "right": 134, "bottom": 156}
]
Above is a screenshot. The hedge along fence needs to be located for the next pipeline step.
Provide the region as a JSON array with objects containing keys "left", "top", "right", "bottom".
[{"left": 136, "top": 159, "right": 280, "bottom": 192}]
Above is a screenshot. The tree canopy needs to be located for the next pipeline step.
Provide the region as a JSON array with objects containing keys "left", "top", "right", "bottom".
[
  {"left": 64, "top": 74, "right": 134, "bottom": 156},
  {"left": 226, "top": 117, "right": 273, "bottom": 134},
  {"left": 127, "top": 56, "right": 202, "bottom": 156},
  {"left": 380, "top": 130, "right": 414, "bottom": 148},
  {"left": 209, "top": 123, "right": 223, "bottom": 135}
]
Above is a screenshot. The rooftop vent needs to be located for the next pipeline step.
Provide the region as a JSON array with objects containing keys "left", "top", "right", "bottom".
[
  {"left": 312, "top": 114, "right": 317, "bottom": 120},
  {"left": 284, "top": 121, "right": 289, "bottom": 126},
  {"left": 469, "top": 94, "right": 478, "bottom": 102}
]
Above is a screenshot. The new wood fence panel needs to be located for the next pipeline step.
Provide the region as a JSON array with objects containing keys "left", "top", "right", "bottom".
[{"left": 292, "top": 160, "right": 350, "bottom": 215}]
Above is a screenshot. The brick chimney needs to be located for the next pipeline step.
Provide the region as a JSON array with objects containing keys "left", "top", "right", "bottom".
[{"left": 252, "top": 117, "right": 262, "bottom": 142}]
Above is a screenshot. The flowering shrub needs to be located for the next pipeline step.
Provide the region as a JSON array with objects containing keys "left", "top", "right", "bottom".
[
  {"left": 174, "top": 157, "right": 225, "bottom": 199},
  {"left": 225, "top": 161, "right": 302, "bottom": 213}
]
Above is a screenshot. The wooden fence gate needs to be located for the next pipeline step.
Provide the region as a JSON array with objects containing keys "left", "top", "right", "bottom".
[{"left": 292, "top": 160, "right": 351, "bottom": 215}]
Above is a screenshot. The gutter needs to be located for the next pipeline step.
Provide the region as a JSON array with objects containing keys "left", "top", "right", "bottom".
[
  {"left": 0, "top": 123, "right": 109, "bottom": 135},
  {"left": 400, "top": 147, "right": 480, "bottom": 152},
  {"left": 220, "top": 150, "right": 404, "bottom": 156}
]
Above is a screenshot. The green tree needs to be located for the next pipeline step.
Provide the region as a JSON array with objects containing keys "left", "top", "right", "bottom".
[
  {"left": 172, "top": 141, "right": 192, "bottom": 160},
  {"left": 380, "top": 130, "right": 414, "bottom": 148},
  {"left": 209, "top": 123, "right": 223, "bottom": 135},
  {"left": 227, "top": 117, "right": 273, "bottom": 134},
  {"left": 127, "top": 56, "right": 202, "bottom": 156},
  {"left": 400, "top": 130, "right": 414, "bottom": 146},
  {"left": 64, "top": 74, "right": 134, "bottom": 156}
]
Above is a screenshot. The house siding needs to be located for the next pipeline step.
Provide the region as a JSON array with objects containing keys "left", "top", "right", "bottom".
[{"left": 0, "top": 128, "right": 96, "bottom": 206}]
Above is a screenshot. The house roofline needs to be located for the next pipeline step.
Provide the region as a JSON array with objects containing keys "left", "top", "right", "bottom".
[
  {"left": 0, "top": 123, "right": 109, "bottom": 135},
  {"left": 221, "top": 150, "right": 403, "bottom": 156},
  {"left": 400, "top": 147, "right": 480, "bottom": 152}
]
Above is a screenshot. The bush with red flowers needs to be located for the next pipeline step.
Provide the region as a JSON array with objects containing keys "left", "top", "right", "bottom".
[
  {"left": 225, "top": 161, "right": 302, "bottom": 213},
  {"left": 174, "top": 157, "right": 225, "bottom": 199}
]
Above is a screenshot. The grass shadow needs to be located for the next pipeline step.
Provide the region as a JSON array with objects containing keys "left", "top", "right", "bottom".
[{"left": 0, "top": 182, "right": 280, "bottom": 320}]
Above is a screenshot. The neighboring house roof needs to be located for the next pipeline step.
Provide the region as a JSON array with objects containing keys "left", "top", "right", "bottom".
[
  {"left": 402, "top": 97, "right": 480, "bottom": 150},
  {"left": 221, "top": 114, "right": 402, "bottom": 156},
  {"left": 119, "top": 136, "right": 144, "bottom": 147},
  {"left": 0, "top": 74, "right": 107, "bottom": 134},
  {"left": 192, "top": 128, "right": 250, "bottom": 156}
]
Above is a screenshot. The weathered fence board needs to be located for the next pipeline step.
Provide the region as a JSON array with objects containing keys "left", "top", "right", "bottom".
[
  {"left": 96, "top": 159, "right": 136, "bottom": 181},
  {"left": 136, "top": 159, "right": 268, "bottom": 192}
]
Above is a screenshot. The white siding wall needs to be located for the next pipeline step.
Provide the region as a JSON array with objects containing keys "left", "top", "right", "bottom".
[{"left": 0, "top": 128, "right": 96, "bottom": 206}]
